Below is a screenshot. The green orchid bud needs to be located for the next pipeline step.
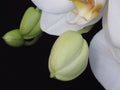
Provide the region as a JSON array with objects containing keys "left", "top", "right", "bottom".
[
  {"left": 20, "top": 7, "right": 42, "bottom": 39},
  {"left": 23, "top": 20, "right": 42, "bottom": 39},
  {"left": 48, "top": 31, "right": 89, "bottom": 81},
  {"left": 2, "top": 29, "right": 24, "bottom": 47}
]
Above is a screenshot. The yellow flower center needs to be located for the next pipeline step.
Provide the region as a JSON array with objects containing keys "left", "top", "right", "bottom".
[{"left": 67, "top": 0, "right": 103, "bottom": 25}]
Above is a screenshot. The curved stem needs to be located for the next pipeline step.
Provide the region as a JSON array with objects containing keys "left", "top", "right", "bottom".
[
  {"left": 77, "top": 25, "right": 94, "bottom": 34},
  {"left": 24, "top": 33, "right": 42, "bottom": 46}
]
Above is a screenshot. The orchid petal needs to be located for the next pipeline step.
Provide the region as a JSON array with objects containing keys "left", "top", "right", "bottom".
[
  {"left": 103, "top": 0, "right": 120, "bottom": 48},
  {"left": 89, "top": 30, "right": 120, "bottom": 90},
  {"left": 102, "top": 0, "right": 120, "bottom": 63},
  {"left": 40, "top": 11, "right": 102, "bottom": 35},
  {"left": 31, "top": 0, "right": 75, "bottom": 14},
  {"left": 40, "top": 11, "right": 66, "bottom": 32},
  {"left": 40, "top": 11, "right": 82, "bottom": 35},
  {"left": 90, "top": 0, "right": 120, "bottom": 89},
  {"left": 39, "top": 0, "right": 106, "bottom": 36}
]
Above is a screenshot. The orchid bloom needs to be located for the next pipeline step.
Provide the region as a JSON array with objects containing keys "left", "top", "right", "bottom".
[
  {"left": 89, "top": 0, "right": 120, "bottom": 89},
  {"left": 31, "top": 0, "right": 106, "bottom": 36}
]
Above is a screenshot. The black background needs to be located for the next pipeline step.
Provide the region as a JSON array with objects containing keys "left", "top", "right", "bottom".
[{"left": 0, "top": 0, "right": 105, "bottom": 89}]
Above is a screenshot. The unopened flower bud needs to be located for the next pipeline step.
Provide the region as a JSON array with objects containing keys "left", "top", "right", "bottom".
[
  {"left": 48, "top": 30, "right": 89, "bottom": 81},
  {"left": 2, "top": 29, "right": 24, "bottom": 47},
  {"left": 20, "top": 7, "right": 42, "bottom": 39}
]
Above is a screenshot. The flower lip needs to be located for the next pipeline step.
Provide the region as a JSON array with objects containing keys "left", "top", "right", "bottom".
[
  {"left": 36, "top": 0, "right": 106, "bottom": 36},
  {"left": 67, "top": 0, "right": 104, "bottom": 25},
  {"left": 31, "top": 0, "right": 75, "bottom": 14}
]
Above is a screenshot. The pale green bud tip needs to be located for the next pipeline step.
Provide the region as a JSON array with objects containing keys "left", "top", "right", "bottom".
[
  {"left": 20, "top": 6, "right": 41, "bottom": 37},
  {"left": 2, "top": 29, "right": 24, "bottom": 47},
  {"left": 49, "top": 30, "right": 89, "bottom": 81},
  {"left": 50, "top": 73, "right": 55, "bottom": 78}
]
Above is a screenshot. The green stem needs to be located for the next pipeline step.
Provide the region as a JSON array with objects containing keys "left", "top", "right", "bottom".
[
  {"left": 36, "top": 7, "right": 41, "bottom": 12},
  {"left": 77, "top": 25, "right": 94, "bottom": 34},
  {"left": 24, "top": 33, "right": 42, "bottom": 46}
]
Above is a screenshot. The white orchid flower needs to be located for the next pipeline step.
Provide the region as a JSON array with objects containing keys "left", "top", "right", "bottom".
[
  {"left": 31, "top": 0, "right": 106, "bottom": 36},
  {"left": 89, "top": 0, "right": 120, "bottom": 89}
]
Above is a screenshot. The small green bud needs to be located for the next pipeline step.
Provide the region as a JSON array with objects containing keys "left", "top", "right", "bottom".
[
  {"left": 20, "top": 7, "right": 42, "bottom": 39},
  {"left": 23, "top": 20, "right": 42, "bottom": 39},
  {"left": 2, "top": 29, "right": 24, "bottom": 47},
  {"left": 49, "top": 31, "right": 89, "bottom": 81}
]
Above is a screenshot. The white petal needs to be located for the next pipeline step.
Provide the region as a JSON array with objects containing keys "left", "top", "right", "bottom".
[
  {"left": 31, "top": 0, "right": 75, "bottom": 14},
  {"left": 40, "top": 11, "right": 83, "bottom": 35},
  {"left": 40, "top": 11, "right": 103, "bottom": 36},
  {"left": 102, "top": 0, "right": 120, "bottom": 63},
  {"left": 37, "top": 0, "right": 107, "bottom": 36},
  {"left": 40, "top": 11, "right": 66, "bottom": 32},
  {"left": 103, "top": 0, "right": 120, "bottom": 48},
  {"left": 89, "top": 30, "right": 120, "bottom": 90}
]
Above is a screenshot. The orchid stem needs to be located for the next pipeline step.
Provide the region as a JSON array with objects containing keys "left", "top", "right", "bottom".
[
  {"left": 77, "top": 25, "right": 94, "bottom": 34},
  {"left": 24, "top": 33, "right": 42, "bottom": 46}
]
